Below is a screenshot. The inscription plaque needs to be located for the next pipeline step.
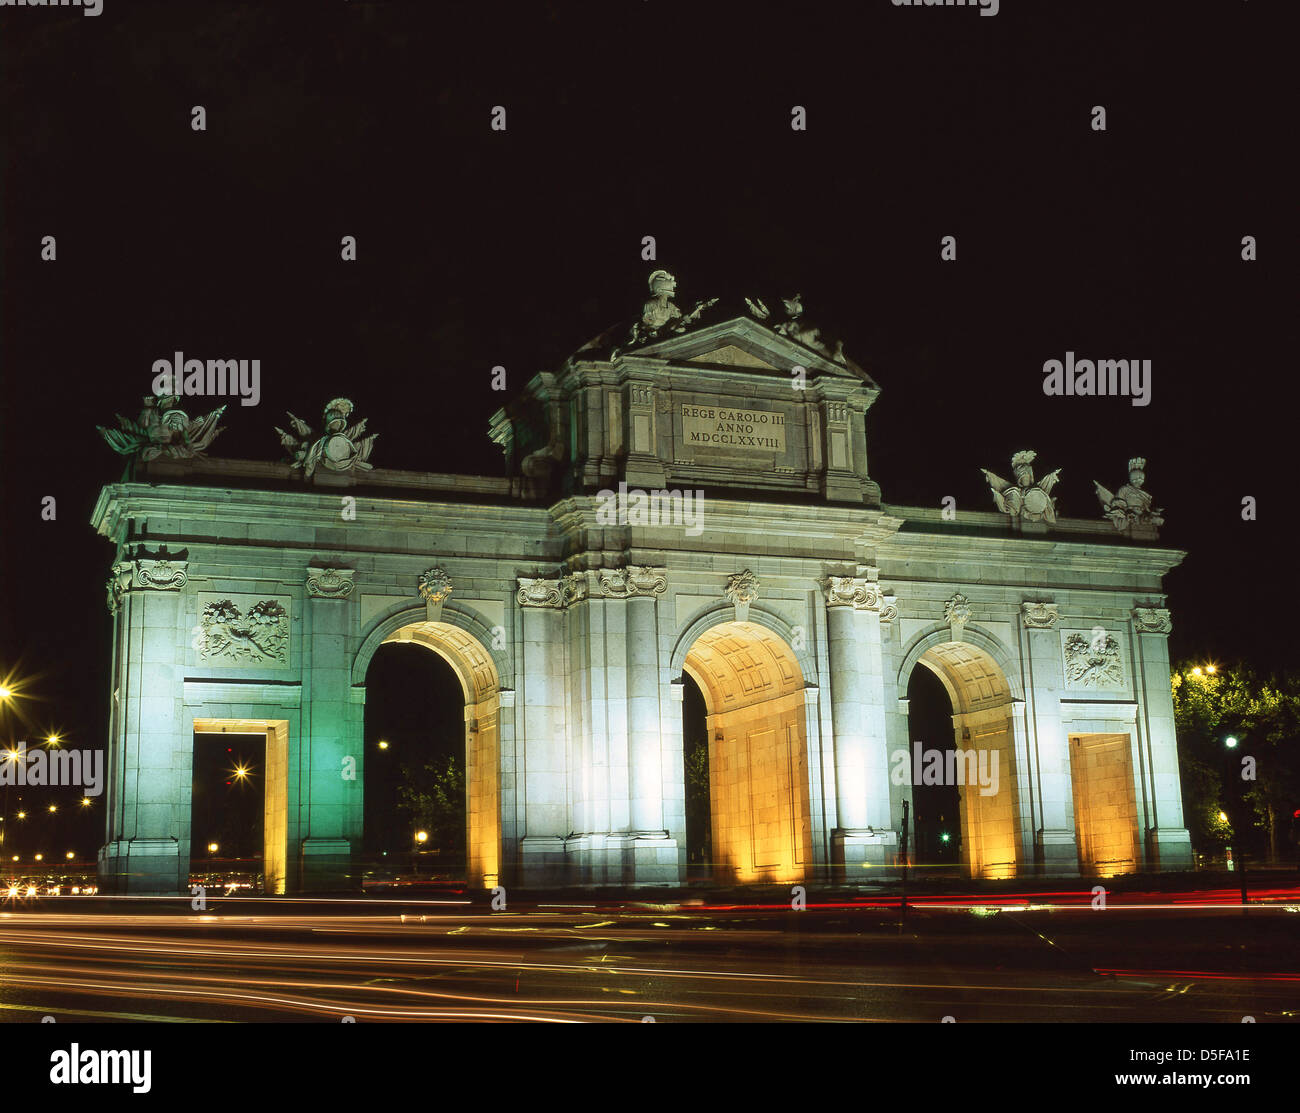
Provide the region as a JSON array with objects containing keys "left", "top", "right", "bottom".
[{"left": 680, "top": 404, "right": 786, "bottom": 453}]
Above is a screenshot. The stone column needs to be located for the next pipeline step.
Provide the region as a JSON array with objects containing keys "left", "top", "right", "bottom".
[
  {"left": 99, "top": 557, "right": 190, "bottom": 895},
  {"left": 1019, "top": 602, "right": 1079, "bottom": 876},
  {"left": 1131, "top": 607, "right": 1193, "bottom": 869},
  {"left": 298, "top": 567, "right": 360, "bottom": 890},
  {"left": 602, "top": 567, "right": 676, "bottom": 884},
  {"left": 823, "top": 575, "right": 896, "bottom": 878},
  {"left": 516, "top": 575, "right": 578, "bottom": 885}
]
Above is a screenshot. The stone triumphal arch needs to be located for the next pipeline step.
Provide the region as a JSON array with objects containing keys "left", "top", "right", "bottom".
[{"left": 93, "top": 273, "right": 1193, "bottom": 892}]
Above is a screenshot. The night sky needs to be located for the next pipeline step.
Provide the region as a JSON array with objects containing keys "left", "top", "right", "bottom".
[{"left": 0, "top": 1, "right": 1292, "bottom": 856}]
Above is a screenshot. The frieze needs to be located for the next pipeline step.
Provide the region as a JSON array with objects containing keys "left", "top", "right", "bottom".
[
  {"left": 1062, "top": 626, "right": 1124, "bottom": 690},
  {"left": 192, "top": 593, "right": 291, "bottom": 667}
]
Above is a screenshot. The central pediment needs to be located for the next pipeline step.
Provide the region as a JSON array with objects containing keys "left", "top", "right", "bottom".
[
  {"left": 625, "top": 315, "right": 877, "bottom": 389},
  {"left": 686, "top": 343, "right": 777, "bottom": 370},
  {"left": 491, "top": 271, "right": 884, "bottom": 507}
]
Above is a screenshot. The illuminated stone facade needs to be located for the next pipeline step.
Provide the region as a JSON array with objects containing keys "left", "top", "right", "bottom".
[{"left": 92, "top": 294, "right": 1194, "bottom": 892}]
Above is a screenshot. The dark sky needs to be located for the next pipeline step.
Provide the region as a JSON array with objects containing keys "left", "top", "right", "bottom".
[{"left": 0, "top": 0, "right": 1294, "bottom": 803}]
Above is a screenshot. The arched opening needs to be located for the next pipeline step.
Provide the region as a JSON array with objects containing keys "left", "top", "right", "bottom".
[
  {"left": 363, "top": 644, "right": 465, "bottom": 880},
  {"left": 908, "top": 640, "right": 1022, "bottom": 880},
  {"left": 682, "top": 620, "right": 811, "bottom": 884},
  {"left": 905, "top": 668, "right": 962, "bottom": 873},
  {"left": 362, "top": 620, "right": 501, "bottom": 889},
  {"left": 681, "top": 674, "right": 712, "bottom": 878}
]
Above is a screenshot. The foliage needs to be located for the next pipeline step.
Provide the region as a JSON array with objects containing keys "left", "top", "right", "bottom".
[
  {"left": 396, "top": 753, "right": 465, "bottom": 856},
  {"left": 684, "top": 736, "right": 709, "bottom": 797},
  {"left": 1172, "top": 663, "right": 1300, "bottom": 862},
  {"left": 684, "top": 734, "right": 711, "bottom": 864}
]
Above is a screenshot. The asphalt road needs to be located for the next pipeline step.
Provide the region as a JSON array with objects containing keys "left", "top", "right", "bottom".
[{"left": 1, "top": 895, "right": 1297, "bottom": 1022}]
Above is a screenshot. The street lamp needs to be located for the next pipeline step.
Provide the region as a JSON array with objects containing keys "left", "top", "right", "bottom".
[
  {"left": 45, "top": 734, "right": 60, "bottom": 748},
  {"left": 1224, "top": 736, "right": 1239, "bottom": 749},
  {"left": 208, "top": 842, "right": 219, "bottom": 855}
]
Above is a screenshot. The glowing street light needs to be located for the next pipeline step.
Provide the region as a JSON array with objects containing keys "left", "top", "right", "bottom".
[
  {"left": 45, "top": 734, "right": 60, "bottom": 748},
  {"left": 65, "top": 851, "right": 74, "bottom": 860},
  {"left": 231, "top": 763, "right": 251, "bottom": 781},
  {"left": 80, "top": 797, "right": 92, "bottom": 808},
  {"left": 16, "top": 811, "right": 25, "bottom": 820},
  {"left": 208, "top": 843, "right": 219, "bottom": 854},
  {"left": 33, "top": 853, "right": 42, "bottom": 862},
  {"left": 48, "top": 804, "right": 57, "bottom": 813},
  {"left": 414, "top": 831, "right": 429, "bottom": 844},
  {"left": 1219, "top": 811, "right": 1229, "bottom": 822},
  {"left": 0, "top": 686, "right": 11, "bottom": 701},
  {"left": 377, "top": 740, "right": 389, "bottom": 750},
  {"left": 1206, "top": 665, "right": 1217, "bottom": 675},
  {"left": 1191, "top": 667, "right": 1203, "bottom": 678},
  {"left": 1225, "top": 736, "right": 1239, "bottom": 749}
]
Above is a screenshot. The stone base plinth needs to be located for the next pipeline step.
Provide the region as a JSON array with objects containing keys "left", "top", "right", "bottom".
[
  {"left": 519, "top": 835, "right": 568, "bottom": 888},
  {"left": 1147, "top": 826, "right": 1194, "bottom": 871},
  {"left": 297, "top": 837, "right": 356, "bottom": 891},
  {"left": 1036, "top": 828, "right": 1081, "bottom": 877},
  {"left": 520, "top": 833, "right": 682, "bottom": 887},
  {"left": 98, "top": 838, "right": 184, "bottom": 895},
  {"left": 831, "top": 828, "right": 899, "bottom": 883}
]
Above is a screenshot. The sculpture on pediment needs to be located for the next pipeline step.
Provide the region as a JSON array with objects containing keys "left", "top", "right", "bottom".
[
  {"left": 981, "top": 450, "right": 1061, "bottom": 525},
  {"left": 623, "top": 270, "right": 719, "bottom": 349},
  {"left": 98, "top": 395, "right": 226, "bottom": 462},
  {"left": 1094, "top": 457, "right": 1164, "bottom": 533},
  {"left": 276, "top": 398, "right": 376, "bottom": 477},
  {"left": 746, "top": 293, "right": 847, "bottom": 365}
]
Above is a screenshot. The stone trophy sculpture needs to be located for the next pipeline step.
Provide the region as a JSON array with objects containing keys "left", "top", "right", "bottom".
[
  {"left": 98, "top": 394, "right": 226, "bottom": 461},
  {"left": 623, "top": 270, "right": 719, "bottom": 349},
  {"left": 276, "top": 397, "right": 377, "bottom": 477},
  {"left": 981, "top": 450, "right": 1061, "bottom": 525},
  {"left": 1094, "top": 457, "right": 1163, "bottom": 536}
]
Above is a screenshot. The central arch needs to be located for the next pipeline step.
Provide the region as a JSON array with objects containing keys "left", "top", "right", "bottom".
[
  {"left": 681, "top": 620, "right": 812, "bottom": 884},
  {"left": 900, "top": 628, "right": 1024, "bottom": 880},
  {"left": 355, "top": 609, "right": 504, "bottom": 889}
]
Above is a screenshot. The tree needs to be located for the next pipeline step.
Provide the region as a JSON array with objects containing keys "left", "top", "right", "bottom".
[
  {"left": 396, "top": 753, "right": 466, "bottom": 862},
  {"left": 684, "top": 734, "right": 711, "bottom": 864},
  {"left": 1172, "top": 663, "right": 1300, "bottom": 863}
]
